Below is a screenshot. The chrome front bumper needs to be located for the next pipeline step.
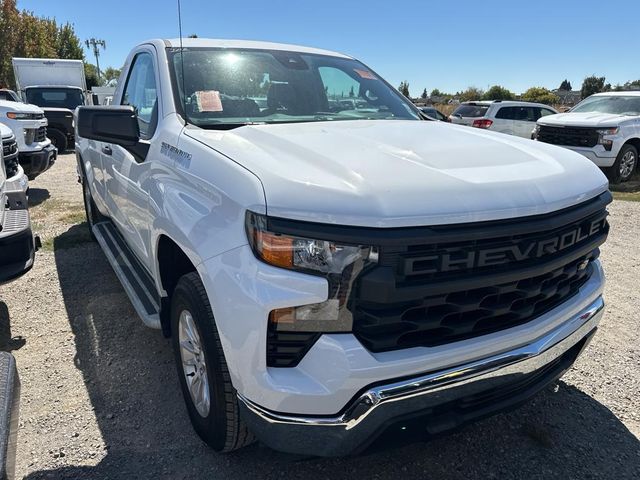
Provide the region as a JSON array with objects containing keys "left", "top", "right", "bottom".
[{"left": 239, "top": 297, "right": 604, "bottom": 456}]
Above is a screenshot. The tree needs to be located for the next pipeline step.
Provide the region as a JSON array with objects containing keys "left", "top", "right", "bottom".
[
  {"left": 0, "top": 0, "right": 20, "bottom": 88},
  {"left": 580, "top": 75, "right": 609, "bottom": 99},
  {"left": 430, "top": 88, "right": 442, "bottom": 97},
  {"left": 348, "top": 85, "right": 355, "bottom": 98},
  {"left": 459, "top": 86, "right": 484, "bottom": 102},
  {"left": 102, "top": 66, "right": 121, "bottom": 84},
  {"left": 398, "top": 80, "right": 410, "bottom": 98},
  {"left": 559, "top": 79, "right": 572, "bottom": 91},
  {"left": 84, "top": 63, "right": 99, "bottom": 89},
  {"left": 481, "top": 85, "right": 515, "bottom": 101},
  {"left": 521, "top": 87, "right": 559, "bottom": 105},
  {"left": 421, "top": 88, "right": 427, "bottom": 99},
  {"left": 188, "top": 34, "right": 198, "bottom": 38},
  {"left": 56, "top": 22, "right": 83, "bottom": 59}
]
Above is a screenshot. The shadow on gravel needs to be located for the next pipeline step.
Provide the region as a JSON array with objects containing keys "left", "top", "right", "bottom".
[
  {"left": 24, "top": 244, "right": 640, "bottom": 479},
  {"left": 27, "top": 188, "right": 51, "bottom": 208},
  {"left": 0, "top": 302, "right": 26, "bottom": 352}
]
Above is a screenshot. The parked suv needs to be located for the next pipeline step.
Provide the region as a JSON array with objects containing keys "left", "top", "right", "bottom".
[
  {"left": 450, "top": 101, "right": 558, "bottom": 138},
  {"left": 76, "top": 38, "right": 610, "bottom": 457},
  {"left": 1, "top": 123, "right": 28, "bottom": 196},
  {"left": 534, "top": 92, "right": 640, "bottom": 183}
]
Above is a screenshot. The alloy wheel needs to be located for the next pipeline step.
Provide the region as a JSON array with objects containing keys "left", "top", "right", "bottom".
[{"left": 178, "top": 310, "right": 211, "bottom": 417}]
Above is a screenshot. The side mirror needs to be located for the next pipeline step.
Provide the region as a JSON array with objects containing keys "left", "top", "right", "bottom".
[{"left": 77, "top": 106, "right": 139, "bottom": 147}]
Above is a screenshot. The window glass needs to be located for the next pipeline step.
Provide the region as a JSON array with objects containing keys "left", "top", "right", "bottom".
[
  {"left": 122, "top": 52, "right": 158, "bottom": 139},
  {"left": 452, "top": 104, "right": 489, "bottom": 117},
  {"left": 25, "top": 87, "right": 84, "bottom": 109},
  {"left": 572, "top": 95, "right": 640, "bottom": 115},
  {"left": 539, "top": 108, "right": 556, "bottom": 118},
  {"left": 495, "top": 107, "right": 516, "bottom": 120},
  {"left": 168, "top": 48, "right": 420, "bottom": 128},
  {"left": 512, "top": 106, "right": 537, "bottom": 122}
]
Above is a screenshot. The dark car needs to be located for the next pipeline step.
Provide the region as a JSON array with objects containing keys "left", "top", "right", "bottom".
[{"left": 419, "top": 106, "right": 450, "bottom": 122}]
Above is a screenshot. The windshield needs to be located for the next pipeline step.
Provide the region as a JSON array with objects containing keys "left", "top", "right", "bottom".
[
  {"left": 25, "top": 87, "right": 84, "bottom": 110},
  {"left": 168, "top": 48, "right": 421, "bottom": 128},
  {"left": 571, "top": 95, "right": 640, "bottom": 116},
  {"left": 452, "top": 104, "right": 489, "bottom": 117}
]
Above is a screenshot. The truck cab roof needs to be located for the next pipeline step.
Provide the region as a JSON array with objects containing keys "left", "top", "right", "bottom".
[{"left": 161, "top": 38, "right": 351, "bottom": 59}]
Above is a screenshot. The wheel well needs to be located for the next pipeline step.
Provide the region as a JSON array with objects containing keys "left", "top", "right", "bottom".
[
  {"left": 157, "top": 235, "right": 197, "bottom": 336},
  {"left": 623, "top": 138, "right": 640, "bottom": 155}
]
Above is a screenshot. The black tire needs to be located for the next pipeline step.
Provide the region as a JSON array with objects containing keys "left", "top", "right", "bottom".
[
  {"left": 80, "top": 164, "right": 105, "bottom": 241},
  {"left": 605, "top": 144, "right": 637, "bottom": 184},
  {"left": 48, "top": 129, "right": 67, "bottom": 153},
  {"left": 171, "top": 272, "right": 254, "bottom": 452}
]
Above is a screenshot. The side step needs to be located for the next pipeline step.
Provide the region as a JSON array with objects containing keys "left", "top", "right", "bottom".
[{"left": 93, "top": 221, "right": 161, "bottom": 329}]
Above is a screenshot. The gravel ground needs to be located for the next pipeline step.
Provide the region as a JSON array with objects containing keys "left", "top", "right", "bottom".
[{"left": 0, "top": 153, "right": 638, "bottom": 479}]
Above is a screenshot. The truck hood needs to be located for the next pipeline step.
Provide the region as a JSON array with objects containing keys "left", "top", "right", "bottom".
[
  {"left": 188, "top": 120, "right": 609, "bottom": 227},
  {"left": 0, "top": 100, "right": 43, "bottom": 114},
  {"left": 538, "top": 112, "right": 630, "bottom": 128}
]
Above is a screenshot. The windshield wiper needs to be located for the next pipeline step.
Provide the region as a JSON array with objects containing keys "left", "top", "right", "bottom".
[{"left": 198, "top": 122, "right": 266, "bottom": 130}]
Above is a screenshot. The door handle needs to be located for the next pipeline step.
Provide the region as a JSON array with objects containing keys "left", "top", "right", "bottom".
[{"left": 102, "top": 145, "right": 112, "bottom": 156}]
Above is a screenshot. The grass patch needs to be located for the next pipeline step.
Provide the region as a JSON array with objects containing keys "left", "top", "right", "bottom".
[
  {"left": 40, "top": 223, "right": 94, "bottom": 252},
  {"left": 612, "top": 191, "right": 640, "bottom": 202},
  {"left": 57, "top": 210, "right": 86, "bottom": 224}
]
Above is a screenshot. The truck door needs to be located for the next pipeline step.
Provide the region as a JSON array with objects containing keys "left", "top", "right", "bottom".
[{"left": 102, "top": 50, "right": 158, "bottom": 268}]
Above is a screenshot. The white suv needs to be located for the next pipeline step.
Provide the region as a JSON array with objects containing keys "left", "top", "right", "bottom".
[{"left": 450, "top": 101, "right": 558, "bottom": 138}]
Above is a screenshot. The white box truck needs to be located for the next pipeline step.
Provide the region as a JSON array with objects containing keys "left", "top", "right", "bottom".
[{"left": 12, "top": 58, "right": 88, "bottom": 152}]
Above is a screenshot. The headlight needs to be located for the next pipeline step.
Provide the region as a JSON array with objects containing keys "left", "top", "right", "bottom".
[
  {"left": 597, "top": 127, "right": 619, "bottom": 151},
  {"left": 596, "top": 127, "right": 619, "bottom": 136},
  {"left": 6, "top": 112, "right": 32, "bottom": 120},
  {"left": 246, "top": 211, "right": 378, "bottom": 332}
]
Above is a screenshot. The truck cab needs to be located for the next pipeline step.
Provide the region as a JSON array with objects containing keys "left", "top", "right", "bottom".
[
  {"left": 76, "top": 38, "right": 610, "bottom": 457},
  {"left": 12, "top": 58, "right": 88, "bottom": 153}
]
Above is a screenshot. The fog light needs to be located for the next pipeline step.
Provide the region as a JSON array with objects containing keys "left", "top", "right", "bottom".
[{"left": 270, "top": 299, "right": 349, "bottom": 332}]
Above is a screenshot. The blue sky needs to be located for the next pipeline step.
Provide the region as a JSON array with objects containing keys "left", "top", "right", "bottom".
[{"left": 20, "top": 0, "right": 640, "bottom": 95}]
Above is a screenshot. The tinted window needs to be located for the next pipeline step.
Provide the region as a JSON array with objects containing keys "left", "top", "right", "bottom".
[
  {"left": 0, "top": 91, "right": 16, "bottom": 102},
  {"left": 495, "top": 107, "right": 516, "bottom": 119},
  {"left": 122, "top": 52, "right": 158, "bottom": 139},
  {"left": 539, "top": 108, "right": 556, "bottom": 118},
  {"left": 452, "top": 104, "right": 489, "bottom": 117},
  {"left": 25, "top": 87, "right": 84, "bottom": 109},
  {"left": 512, "top": 106, "right": 537, "bottom": 122}
]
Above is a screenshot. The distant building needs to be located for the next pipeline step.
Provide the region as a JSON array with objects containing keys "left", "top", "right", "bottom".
[{"left": 553, "top": 89, "right": 582, "bottom": 106}]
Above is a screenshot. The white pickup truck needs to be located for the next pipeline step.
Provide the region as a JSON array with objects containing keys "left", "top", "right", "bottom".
[
  {"left": 0, "top": 98, "right": 56, "bottom": 180},
  {"left": 534, "top": 91, "right": 640, "bottom": 183},
  {"left": 76, "top": 38, "right": 611, "bottom": 456}
]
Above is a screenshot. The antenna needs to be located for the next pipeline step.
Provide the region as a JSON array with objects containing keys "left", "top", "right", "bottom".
[{"left": 177, "top": 0, "right": 188, "bottom": 126}]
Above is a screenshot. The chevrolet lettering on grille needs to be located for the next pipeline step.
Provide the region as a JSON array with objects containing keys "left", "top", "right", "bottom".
[{"left": 404, "top": 215, "right": 608, "bottom": 275}]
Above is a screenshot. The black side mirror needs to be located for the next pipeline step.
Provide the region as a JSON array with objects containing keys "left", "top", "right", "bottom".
[
  {"left": 77, "top": 106, "right": 150, "bottom": 162},
  {"left": 77, "top": 106, "right": 140, "bottom": 147}
]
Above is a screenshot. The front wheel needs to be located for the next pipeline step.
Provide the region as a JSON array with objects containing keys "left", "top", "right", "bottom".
[
  {"left": 606, "top": 144, "right": 637, "bottom": 184},
  {"left": 171, "top": 272, "right": 254, "bottom": 452},
  {"left": 48, "top": 129, "right": 67, "bottom": 153}
]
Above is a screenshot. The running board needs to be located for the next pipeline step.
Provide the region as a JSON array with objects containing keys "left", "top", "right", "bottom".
[{"left": 93, "top": 221, "right": 161, "bottom": 329}]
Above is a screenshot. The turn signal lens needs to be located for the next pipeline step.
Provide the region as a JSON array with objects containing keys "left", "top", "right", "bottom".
[{"left": 255, "top": 230, "right": 293, "bottom": 268}]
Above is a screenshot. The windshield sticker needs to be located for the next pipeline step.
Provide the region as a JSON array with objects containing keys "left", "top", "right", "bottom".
[
  {"left": 161, "top": 142, "right": 192, "bottom": 169},
  {"left": 195, "top": 90, "right": 223, "bottom": 112},
  {"left": 354, "top": 69, "right": 377, "bottom": 80}
]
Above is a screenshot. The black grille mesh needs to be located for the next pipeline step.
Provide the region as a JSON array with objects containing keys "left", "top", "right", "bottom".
[
  {"left": 354, "top": 252, "right": 594, "bottom": 352},
  {"left": 537, "top": 125, "right": 598, "bottom": 148}
]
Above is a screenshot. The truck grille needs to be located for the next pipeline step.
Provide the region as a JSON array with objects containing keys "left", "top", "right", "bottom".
[
  {"left": 352, "top": 192, "right": 610, "bottom": 353},
  {"left": 537, "top": 125, "right": 599, "bottom": 148},
  {"left": 2, "top": 137, "right": 19, "bottom": 178},
  {"left": 36, "top": 126, "right": 47, "bottom": 142}
]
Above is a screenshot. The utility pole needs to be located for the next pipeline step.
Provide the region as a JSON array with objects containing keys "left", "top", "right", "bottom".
[{"left": 85, "top": 38, "right": 106, "bottom": 84}]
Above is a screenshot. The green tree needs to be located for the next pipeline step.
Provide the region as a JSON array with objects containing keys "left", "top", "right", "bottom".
[
  {"left": 348, "top": 85, "right": 355, "bottom": 98},
  {"left": 0, "top": 0, "right": 20, "bottom": 88},
  {"left": 580, "top": 75, "right": 608, "bottom": 99},
  {"left": 521, "top": 87, "right": 560, "bottom": 105},
  {"left": 430, "top": 88, "right": 442, "bottom": 97},
  {"left": 84, "top": 63, "right": 99, "bottom": 89},
  {"left": 398, "top": 80, "right": 410, "bottom": 98},
  {"left": 421, "top": 88, "right": 427, "bottom": 99},
  {"left": 56, "top": 22, "right": 83, "bottom": 59},
  {"left": 459, "top": 86, "right": 484, "bottom": 102},
  {"left": 481, "top": 85, "right": 514, "bottom": 101},
  {"left": 102, "top": 66, "right": 121, "bottom": 84},
  {"left": 559, "top": 79, "right": 572, "bottom": 91}
]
